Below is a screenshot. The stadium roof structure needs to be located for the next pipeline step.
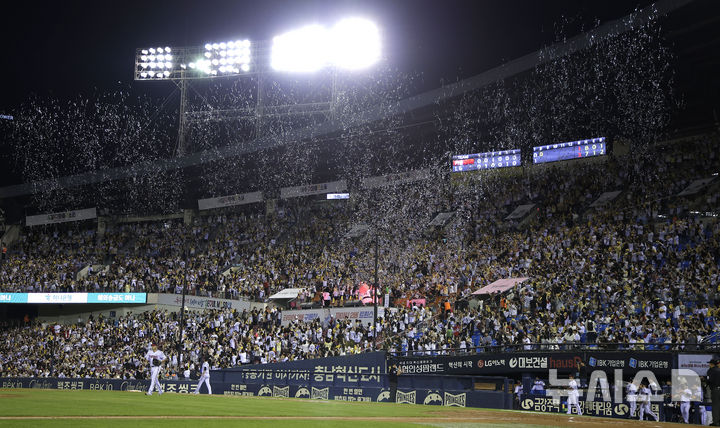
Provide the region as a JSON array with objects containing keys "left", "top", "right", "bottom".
[{"left": 0, "top": 0, "right": 698, "bottom": 200}]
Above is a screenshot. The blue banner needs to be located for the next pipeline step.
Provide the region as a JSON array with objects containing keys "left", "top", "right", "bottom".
[
  {"left": 0, "top": 293, "right": 28, "bottom": 303},
  {"left": 86, "top": 293, "right": 147, "bottom": 304},
  {"left": 519, "top": 395, "right": 664, "bottom": 421},
  {"left": 220, "top": 351, "right": 387, "bottom": 388}
]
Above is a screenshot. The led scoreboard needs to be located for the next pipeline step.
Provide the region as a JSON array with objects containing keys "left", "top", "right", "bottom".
[
  {"left": 451, "top": 149, "right": 521, "bottom": 172},
  {"left": 533, "top": 137, "right": 606, "bottom": 164}
]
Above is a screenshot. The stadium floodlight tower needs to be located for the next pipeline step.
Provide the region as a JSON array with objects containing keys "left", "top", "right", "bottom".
[
  {"left": 134, "top": 17, "right": 381, "bottom": 156},
  {"left": 134, "top": 18, "right": 380, "bottom": 363}
]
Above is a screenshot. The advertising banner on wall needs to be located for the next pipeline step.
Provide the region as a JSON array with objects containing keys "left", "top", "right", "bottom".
[
  {"left": 0, "top": 377, "right": 504, "bottom": 409},
  {"left": 393, "top": 351, "right": 674, "bottom": 376},
  {"left": 678, "top": 354, "right": 713, "bottom": 376},
  {"left": 519, "top": 396, "right": 661, "bottom": 420},
  {"left": 0, "top": 293, "right": 146, "bottom": 304},
  {"left": 26, "top": 207, "right": 97, "bottom": 227},
  {"left": 152, "top": 293, "right": 254, "bottom": 312},
  {"left": 197, "top": 191, "right": 263, "bottom": 211},
  {"left": 221, "top": 351, "right": 387, "bottom": 387},
  {"left": 280, "top": 180, "right": 347, "bottom": 199},
  {"left": 281, "top": 307, "right": 386, "bottom": 326}
]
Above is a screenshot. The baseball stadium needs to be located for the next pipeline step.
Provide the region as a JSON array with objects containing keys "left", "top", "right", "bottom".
[{"left": 1, "top": 0, "right": 720, "bottom": 426}]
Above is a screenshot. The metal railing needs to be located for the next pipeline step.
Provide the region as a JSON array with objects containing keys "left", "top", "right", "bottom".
[{"left": 388, "top": 342, "right": 719, "bottom": 356}]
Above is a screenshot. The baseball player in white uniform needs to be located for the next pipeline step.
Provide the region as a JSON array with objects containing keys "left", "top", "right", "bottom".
[
  {"left": 567, "top": 375, "right": 582, "bottom": 416},
  {"left": 694, "top": 384, "right": 707, "bottom": 426},
  {"left": 626, "top": 381, "right": 638, "bottom": 418},
  {"left": 194, "top": 358, "right": 212, "bottom": 395},
  {"left": 145, "top": 343, "right": 166, "bottom": 395},
  {"left": 679, "top": 383, "right": 692, "bottom": 424},
  {"left": 638, "top": 383, "right": 659, "bottom": 421}
]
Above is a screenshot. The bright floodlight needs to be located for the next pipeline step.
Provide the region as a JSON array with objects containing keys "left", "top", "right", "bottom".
[
  {"left": 331, "top": 18, "right": 380, "bottom": 69},
  {"left": 272, "top": 25, "right": 328, "bottom": 72},
  {"left": 271, "top": 18, "right": 380, "bottom": 72}
]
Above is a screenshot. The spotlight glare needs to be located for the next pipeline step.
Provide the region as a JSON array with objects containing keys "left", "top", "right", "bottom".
[
  {"left": 241, "top": 63, "right": 250, "bottom": 72},
  {"left": 212, "top": 43, "right": 219, "bottom": 50},
  {"left": 205, "top": 43, "right": 212, "bottom": 50},
  {"left": 165, "top": 47, "right": 171, "bottom": 52},
  {"left": 165, "top": 62, "right": 172, "bottom": 68},
  {"left": 163, "top": 70, "right": 170, "bottom": 76},
  {"left": 271, "top": 24, "right": 328, "bottom": 72},
  {"left": 149, "top": 48, "right": 156, "bottom": 54},
  {"left": 270, "top": 18, "right": 380, "bottom": 72},
  {"left": 204, "top": 52, "right": 211, "bottom": 58},
  {"left": 331, "top": 18, "right": 381, "bottom": 69},
  {"left": 140, "top": 72, "right": 147, "bottom": 77},
  {"left": 141, "top": 49, "right": 148, "bottom": 54}
]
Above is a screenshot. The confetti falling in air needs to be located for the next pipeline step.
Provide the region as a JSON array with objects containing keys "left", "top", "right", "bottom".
[{"left": 8, "top": 9, "right": 675, "bottom": 221}]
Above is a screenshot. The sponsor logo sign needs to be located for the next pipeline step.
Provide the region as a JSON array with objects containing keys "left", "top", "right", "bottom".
[
  {"left": 26, "top": 208, "right": 97, "bottom": 227},
  {"left": 396, "top": 390, "right": 417, "bottom": 404},
  {"left": 198, "top": 191, "right": 263, "bottom": 210},
  {"left": 280, "top": 180, "right": 347, "bottom": 199},
  {"left": 678, "top": 354, "right": 713, "bottom": 376},
  {"left": 444, "top": 392, "right": 467, "bottom": 407},
  {"left": 311, "top": 387, "right": 329, "bottom": 400}
]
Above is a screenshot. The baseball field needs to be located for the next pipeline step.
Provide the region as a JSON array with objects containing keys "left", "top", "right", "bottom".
[{"left": 0, "top": 389, "right": 680, "bottom": 427}]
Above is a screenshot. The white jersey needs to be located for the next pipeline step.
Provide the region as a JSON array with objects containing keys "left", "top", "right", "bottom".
[
  {"left": 627, "top": 383, "right": 638, "bottom": 395},
  {"left": 639, "top": 386, "right": 651, "bottom": 403},
  {"left": 680, "top": 388, "right": 692, "bottom": 403},
  {"left": 201, "top": 361, "right": 210, "bottom": 377},
  {"left": 145, "top": 349, "right": 167, "bottom": 364}
]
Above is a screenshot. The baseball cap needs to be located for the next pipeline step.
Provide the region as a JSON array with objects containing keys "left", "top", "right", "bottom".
[{"left": 710, "top": 358, "right": 720, "bottom": 365}]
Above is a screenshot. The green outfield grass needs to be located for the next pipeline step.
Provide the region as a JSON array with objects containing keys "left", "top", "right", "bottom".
[
  {"left": 0, "top": 388, "right": 547, "bottom": 428},
  {"left": 0, "top": 389, "right": 654, "bottom": 428}
]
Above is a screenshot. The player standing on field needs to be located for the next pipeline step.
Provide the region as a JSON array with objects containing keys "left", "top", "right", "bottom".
[
  {"left": 194, "top": 356, "right": 212, "bottom": 395},
  {"left": 638, "top": 382, "right": 659, "bottom": 421},
  {"left": 626, "top": 381, "right": 638, "bottom": 418},
  {"left": 145, "top": 343, "right": 166, "bottom": 396},
  {"left": 566, "top": 374, "right": 582, "bottom": 416}
]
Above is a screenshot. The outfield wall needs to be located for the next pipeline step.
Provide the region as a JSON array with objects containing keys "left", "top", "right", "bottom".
[{"left": 0, "top": 377, "right": 507, "bottom": 408}]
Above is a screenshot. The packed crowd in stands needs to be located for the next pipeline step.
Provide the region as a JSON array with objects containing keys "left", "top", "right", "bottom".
[{"left": 1, "top": 136, "right": 720, "bottom": 375}]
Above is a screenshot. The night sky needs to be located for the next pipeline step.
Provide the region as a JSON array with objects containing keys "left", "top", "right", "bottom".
[
  {"left": 0, "top": 0, "right": 660, "bottom": 110},
  {"left": 0, "top": 0, "right": 718, "bottom": 188}
]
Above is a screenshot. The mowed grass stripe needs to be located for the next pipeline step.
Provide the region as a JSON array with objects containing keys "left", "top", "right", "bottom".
[
  {"left": 0, "top": 420, "right": 447, "bottom": 428},
  {"left": 0, "top": 389, "right": 486, "bottom": 417},
  {"left": 0, "top": 389, "right": 674, "bottom": 428}
]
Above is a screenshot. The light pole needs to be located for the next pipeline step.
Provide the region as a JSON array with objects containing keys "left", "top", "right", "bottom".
[
  {"left": 177, "top": 248, "right": 188, "bottom": 368},
  {"left": 373, "top": 235, "right": 379, "bottom": 349}
]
